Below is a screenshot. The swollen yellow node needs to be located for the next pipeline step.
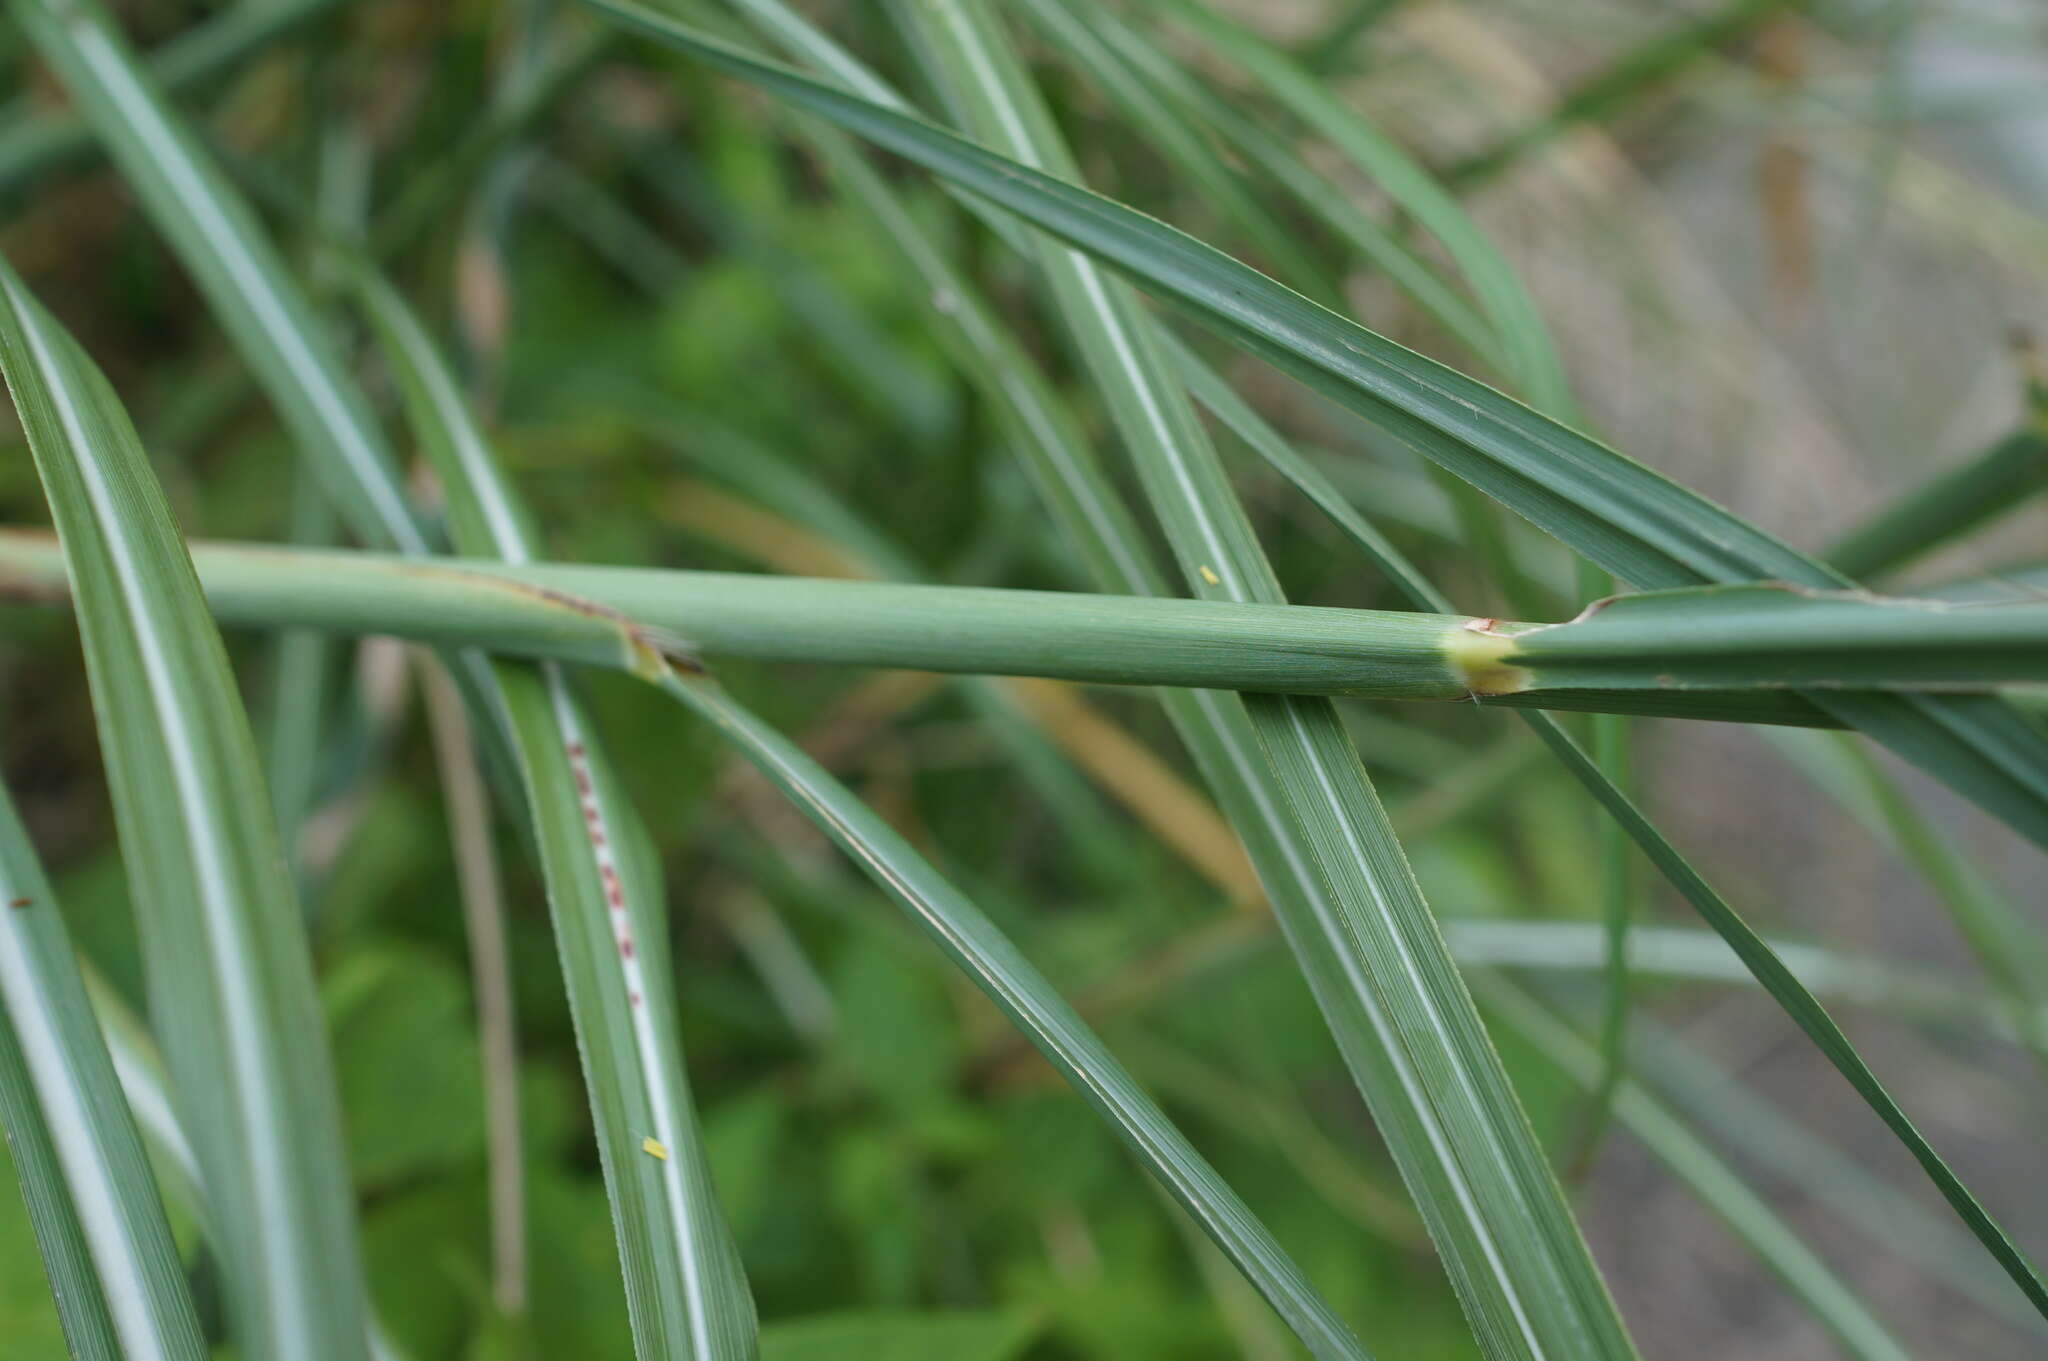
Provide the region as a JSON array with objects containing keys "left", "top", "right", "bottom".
[{"left": 1442, "top": 619, "right": 1532, "bottom": 696}]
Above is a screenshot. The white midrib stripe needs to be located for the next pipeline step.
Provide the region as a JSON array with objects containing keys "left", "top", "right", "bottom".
[
  {"left": 943, "top": 26, "right": 1553, "bottom": 1349},
  {"left": 1275, "top": 700, "right": 1548, "bottom": 1356},
  {"left": 398, "top": 306, "right": 535, "bottom": 566},
  {"left": 0, "top": 864, "right": 173, "bottom": 1358},
  {"left": 66, "top": 21, "right": 424, "bottom": 556},
  {"left": 546, "top": 676, "right": 715, "bottom": 1357},
  {"left": 372, "top": 221, "right": 719, "bottom": 1353},
  {"left": 14, "top": 291, "right": 325, "bottom": 1358},
  {"left": 943, "top": 11, "right": 1250, "bottom": 599}
]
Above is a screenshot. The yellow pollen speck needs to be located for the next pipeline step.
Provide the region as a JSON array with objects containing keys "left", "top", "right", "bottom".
[
  {"left": 1198, "top": 565, "right": 1221, "bottom": 586},
  {"left": 642, "top": 1137, "right": 668, "bottom": 1161}
]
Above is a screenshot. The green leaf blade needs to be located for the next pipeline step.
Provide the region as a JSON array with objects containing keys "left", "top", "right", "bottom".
[
  {"left": 1503, "top": 584, "right": 2048, "bottom": 690},
  {"left": 11, "top": 0, "right": 425, "bottom": 552},
  {"left": 0, "top": 779, "right": 206, "bottom": 1361},
  {"left": 0, "top": 258, "right": 369, "bottom": 1361},
  {"left": 654, "top": 670, "right": 1372, "bottom": 1361},
  {"left": 883, "top": 5, "right": 1634, "bottom": 1357},
  {"left": 1477, "top": 978, "right": 1915, "bottom": 1361},
  {"left": 352, "top": 269, "right": 758, "bottom": 1361},
  {"left": 580, "top": 0, "right": 2048, "bottom": 851},
  {"left": 1826, "top": 428, "right": 2048, "bottom": 580}
]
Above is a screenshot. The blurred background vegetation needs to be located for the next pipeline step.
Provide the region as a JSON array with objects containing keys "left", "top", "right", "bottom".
[{"left": 5, "top": 0, "right": 2048, "bottom": 1357}]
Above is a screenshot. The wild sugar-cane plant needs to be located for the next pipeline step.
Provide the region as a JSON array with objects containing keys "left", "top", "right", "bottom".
[{"left": 3, "top": 2, "right": 2048, "bottom": 1359}]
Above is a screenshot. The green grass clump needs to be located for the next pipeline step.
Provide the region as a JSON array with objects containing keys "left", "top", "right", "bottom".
[{"left": 2, "top": 2, "right": 2047, "bottom": 1359}]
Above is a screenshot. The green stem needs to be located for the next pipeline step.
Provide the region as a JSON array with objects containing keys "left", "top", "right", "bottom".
[{"left": 4, "top": 531, "right": 1992, "bottom": 723}]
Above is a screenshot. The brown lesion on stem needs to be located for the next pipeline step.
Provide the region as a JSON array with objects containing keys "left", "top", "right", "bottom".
[
  {"left": 336, "top": 556, "right": 706, "bottom": 679},
  {"left": 489, "top": 574, "right": 703, "bottom": 680}
]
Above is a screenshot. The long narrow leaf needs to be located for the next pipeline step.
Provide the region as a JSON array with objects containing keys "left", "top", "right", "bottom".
[
  {"left": 1827, "top": 426, "right": 2048, "bottom": 580},
  {"left": 9, "top": 0, "right": 528, "bottom": 799},
  {"left": 887, "top": 6, "right": 1633, "bottom": 1358},
  {"left": 1630, "top": 1016, "right": 2048, "bottom": 1335},
  {"left": 583, "top": 0, "right": 2048, "bottom": 853},
  {"left": 353, "top": 272, "right": 757, "bottom": 1361},
  {"left": 1040, "top": 0, "right": 1503, "bottom": 373},
  {"left": 354, "top": 259, "right": 1365, "bottom": 1361},
  {"left": 1444, "top": 919, "right": 2031, "bottom": 1045},
  {"left": 1523, "top": 717, "right": 2048, "bottom": 1315},
  {"left": 0, "top": 777, "right": 206, "bottom": 1361},
  {"left": 1474, "top": 976, "right": 1913, "bottom": 1361},
  {"left": 10, "top": 0, "right": 425, "bottom": 550},
  {"left": 84, "top": 974, "right": 416, "bottom": 1361},
  {"left": 1445, "top": 0, "right": 1804, "bottom": 189},
  {"left": 1005, "top": 0, "right": 1340, "bottom": 310},
  {"left": 656, "top": 665, "right": 1372, "bottom": 1359},
  {"left": 1121, "top": 0, "right": 1581, "bottom": 618},
  {"left": 653, "top": 0, "right": 2048, "bottom": 1323},
  {"left": 1146, "top": 0, "right": 1576, "bottom": 415},
  {"left": 0, "top": 0, "right": 344, "bottom": 197},
  {"left": 1173, "top": 314, "right": 2048, "bottom": 1309},
  {"left": 0, "top": 256, "right": 370, "bottom": 1361},
  {"left": 6, "top": 3, "right": 767, "bottom": 1349}
]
